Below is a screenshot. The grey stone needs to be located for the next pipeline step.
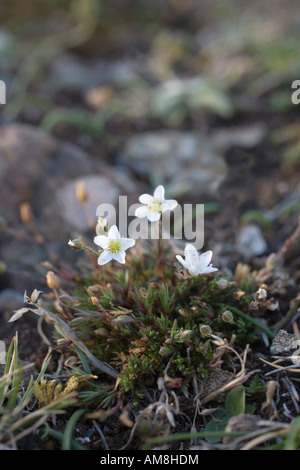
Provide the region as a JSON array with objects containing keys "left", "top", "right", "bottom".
[
  {"left": 270, "top": 329, "right": 297, "bottom": 356},
  {"left": 0, "top": 124, "right": 140, "bottom": 294},
  {"left": 0, "top": 123, "right": 139, "bottom": 233},
  {"left": 212, "top": 123, "right": 267, "bottom": 151},
  {"left": 236, "top": 224, "right": 267, "bottom": 258},
  {"left": 0, "top": 124, "right": 56, "bottom": 222},
  {"left": 56, "top": 175, "right": 121, "bottom": 232},
  {"left": 41, "top": 54, "right": 140, "bottom": 94},
  {"left": 119, "top": 130, "right": 228, "bottom": 198}
]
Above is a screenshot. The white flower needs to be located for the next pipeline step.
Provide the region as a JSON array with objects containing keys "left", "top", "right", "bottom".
[
  {"left": 95, "top": 217, "right": 108, "bottom": 235},
  {"left": 176, "top": 244, "right": 218, "bottom": 276},
  {"left": 94, "top": 225, "right": 135, "bottom": 265},
  {"left": 135, "top": 185, "right": 178, "bottom": 222}
]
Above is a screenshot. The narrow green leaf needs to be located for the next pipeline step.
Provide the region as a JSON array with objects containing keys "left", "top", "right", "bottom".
[
  {"left": 284, "top": 416, "right": 300, "bottom": 450},
  {"left": 62, "top": 409, "right": 89, "bottom": 450}
]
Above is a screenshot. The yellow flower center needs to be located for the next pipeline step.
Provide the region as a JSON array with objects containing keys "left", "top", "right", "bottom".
[
  {"left": 108, "top": 240, "right": 121, "bottom": 253},
  {"left": 150, "top": 201, "right": 162, "bottom": 213}
]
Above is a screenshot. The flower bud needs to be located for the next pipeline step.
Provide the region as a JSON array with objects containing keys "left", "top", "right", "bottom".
[
  {"left": 211, "top": 334, "right": 225, "bottom": 347},
  {"left": 200, "top": 325, "right": 212, "bottom": 337},
  {"left": 59, "top": 295, "right": 76, "bottom": 305},
  {"left": 157, "top": 377, "right": 165, "bottom": 390},
  {"left": 174, "top": 328, "right": 192, "bottom": 343},
  {"left": 20, "top": 202, "right": 34, "bottom": 224},
  {"left": 90, "top": 296, "right": 99, "bottom": 306},
  {"left": 216, "top": 278, "right": 230, "bottom": 290},
  {"left": 30, "top": 289, "right": 42, "bottom": 303},
  {"left": 222, "top": 310, "right": 234, "bottom": 323},
  {"left": 94, "top": 327, "right": 109, "bottom": 337},
  {"left": 76, "top": 181, "right": 88, "bottom": 202},
  {"left": 95, "top": 217, "right": 108, "bottom": 235},
  {"left": 41, "top": 261, "right": 54, "bottom": 271},
  {"left": 46, "top": 271, "right": 59, "bottom": 290},
  {"left": 159, "top": 346, "right": 172, "bottom": 356},
  {"left": 68, "top": 239, "right": 83, "bottom": 251},
  {"left": 87, "top": 285, "right": 102, "bottom": 295},
  {"left": 54, "top": 300, "right": 64, "bottom": 313},
  {"left": 254, "top": 288, "right": 267, "bottom": 302},
  {"left": 111, "top": 315, "right": 134, "bottom": 326}
]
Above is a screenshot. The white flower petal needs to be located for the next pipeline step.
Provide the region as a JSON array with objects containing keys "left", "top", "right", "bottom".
[
  {"left": 139, "top": 193, "right": 154, "bottom": 205},
  {"left": 135, "top": 205, "right": 150, "bottom": 218},
  {"left": 113, "top": 250, "right": 126, "bottom": 264},
  {"left": 162, "top": 199, "right": 178, "bottom": 212},
  {"left": 97, "top": 250, "right": 113, "bottom": 265},
  {"left": 94, "top": 235, "right": 110, "bottom": 249},
  {"left": 108, "top": 225, "right": 120, "bottom": 240},
  {"left": 177, "top": 244, "right": 217, "bottom": 276},
  {"left": 184, "top": 244, "right": 199, "bottom": 266},
  {"left": 147, "top": 211, "right": 161, "bottom": 222},
  {"left": 200, "top": 266, "right": 218, "bottom": 274},
  {"left": 153, "top": 185, "right": 165, "bottom": 202},
  {"left": 176, "top": 255, "right": 187, "bottom": 269},
  {"left": 198, "top": 250, "right": 213, "bottom": 268},
  {"left": 30, "top": 289, "right": 43, "bottom": 303},
  {"left": 95, "top": 217, "right": 108, "bottom": 235},
  {"left": 120, "top": 238, "right": 136, "bottom": 251},
  {"left": 187, "top": 265, "right": 201, "bottom": 276},
  {"left": 8, "top": 307, "right": 29, "bottom": 322},
  {"left": 184, "top": 244, "right": 198, "bottom": 255}
]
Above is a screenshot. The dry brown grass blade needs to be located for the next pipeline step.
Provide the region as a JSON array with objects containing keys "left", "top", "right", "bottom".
[
  {"left": 260, "top": 380, "right": 279, "bottom": 420},
  {"left": 197, "top": 344, "right": 260, "bottom": 405},
  {"left": 240, "top": 430, "right": 283, "bottom": 450},
  {"left": 29, "top": 305, "right": 118, "bottom": 378},
  {"left": 4, "top": 415, "right": 49, "bottom": 447},
  {"left": 260, "top": 357, "right": 300, "bottom": 376},
  {"left": 265, "top": 364, "right": 300, "bottom": 376}
]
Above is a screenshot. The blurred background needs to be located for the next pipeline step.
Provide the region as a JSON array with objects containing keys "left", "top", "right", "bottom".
[{"left": 1, "top": 0, "right": 300, "bottom": 315}]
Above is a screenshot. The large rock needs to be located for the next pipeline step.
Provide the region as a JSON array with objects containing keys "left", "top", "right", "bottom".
[
  {"left": 0, "top": 124, "right": 56, "bottom": 222},
  {"left": 211, "top": 123, "right": 266, "bottom": 151},
  {"left": 56, "top": 175, "right": 122, "bottom": 233},
  {"left": 270, "top": 329, "right": 297, "bottom": 356},
  {"left": 236, "top": 224, "right": 267, "bottom": 259},
  {"left": 0, "top": 124, "right": 140, "bottom": 295},
  {"left": 119, "top": 130, "right": 228, "bottom": 199},
  {"left": 0, "top": 124, "right": 138, "bottom": 227},
  {"left": 40, "top": 54, "right": 140, "bottom": 94}
]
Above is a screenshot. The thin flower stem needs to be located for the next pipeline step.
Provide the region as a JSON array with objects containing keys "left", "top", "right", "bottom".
[
  {"left": 83, "top": 244, "right": 100, "bottom": 267},
  {"left": 156, "top": 219, "right": 163, "bottom": 276},
  {"left": 83, "top": 245, "right": 99, "bottom": 257}
]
